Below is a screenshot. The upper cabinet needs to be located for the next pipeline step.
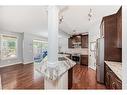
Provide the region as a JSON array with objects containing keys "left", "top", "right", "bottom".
[
  {"left": 72, "top": 35, "right": 81, "bottom": 43},
  {"left": 68, "top": 37, "right": 74, "bottom": 48},
  {"left": 81, "top": 35, "right": 88, "bottom": 48},
  {"left": 100, "top": 7, "right": 122, "bottom": 62},
  {"left": 116, "top": 7, "right": 122, "bottom": 48},
  {"left": 100, "top": 7, "right": 122, "bottom": 48},
  {"left": 68, "top": 34, "right": 88, "bottom": 48}
]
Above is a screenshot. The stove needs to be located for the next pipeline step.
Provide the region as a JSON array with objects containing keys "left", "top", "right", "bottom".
[{"left": 71, "top": 53, "right": 80, "bottom": 64}]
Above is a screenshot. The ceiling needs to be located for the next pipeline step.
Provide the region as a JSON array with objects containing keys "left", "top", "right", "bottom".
[
  {"left": 59, "top": 6, "right": 120, "bottom": 35},
  {"left": 0, "top": 6, "right": 120, "bottom": 37},
  {"left": 0, "top": 6, "right": 48, "bottom": 37}
]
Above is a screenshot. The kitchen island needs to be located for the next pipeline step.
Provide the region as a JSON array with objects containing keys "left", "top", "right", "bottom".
[{"left": 34, "top": 54, "right": 76, "bottom": 89}]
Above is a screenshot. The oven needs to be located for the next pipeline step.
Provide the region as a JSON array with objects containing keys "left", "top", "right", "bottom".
[{"left": 71, "top": 54, "right": 80, "bottom": 64}]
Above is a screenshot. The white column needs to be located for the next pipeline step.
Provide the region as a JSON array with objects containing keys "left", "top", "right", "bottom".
[
  {"left": 44, "top": 6, "right": 68, "bottom": 90},
  {"left": 48, "top": 6, "right": 58, "bottom": 64}
]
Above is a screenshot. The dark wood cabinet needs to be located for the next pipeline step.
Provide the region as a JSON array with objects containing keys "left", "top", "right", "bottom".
[
  {"left": 81, "top": 35, "right": 88, "bottom": 48},
  {"left": 68, "top": 34, "right": 88, "bottom": 48},
  {"left": 101, "top": 11, "right": 122, "bottom": 62},
  {"left": 68, "top": 67, "right": 73, "bottom": 89},
  {"left": 73, "top": 35, "right": 81, "bottom": 43},
  {"left": 81, "top": 55, "right": 88, "bottom": 66},
  {"left": 105, "top": 71, "right": 110, "bottom": 89},
  {"left": 104, "top": 63, "right": 122, "bottom": 89},
  {"left": 68, "top": 37, "right": 73, "bottom": 48},
  {"left": 104, "top": 63, "right": 111, "bottom": 89},
  {"left": 116, "top": 7, "right": 122, "bottom": 48}
]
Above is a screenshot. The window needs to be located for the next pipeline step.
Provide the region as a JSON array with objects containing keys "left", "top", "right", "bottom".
[
  {"left": 0, "top": 35, "right": 18, "bottom": 60},
  {"left": 33, "top": 40, "right": 47, "bottom": 57}
]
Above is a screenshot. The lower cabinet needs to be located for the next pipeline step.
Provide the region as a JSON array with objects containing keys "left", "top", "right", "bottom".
[
  {"left": 81, "top": 55, "right": 88, "bottom": 66},
  {"left": 105, "top": 71, "right": 110, "bottom": 89},
  {"left": 104, "top": 63, "right": 122, "bottom": 89},
  {"left": 68, "top": 67, "right": 73, "bottom": 89}
]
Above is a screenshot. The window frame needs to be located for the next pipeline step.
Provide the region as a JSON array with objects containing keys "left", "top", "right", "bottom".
[
  {"left": 0, "top": 34, "right": 18, "bottom": 60},
  {"left": 33, "top": 39, "right": 48, "bottom": 57}
]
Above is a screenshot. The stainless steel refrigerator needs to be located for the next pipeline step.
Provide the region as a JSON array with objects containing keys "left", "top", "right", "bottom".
[{"left": 96, "top": 38, "right": 104, "bottom": 84}]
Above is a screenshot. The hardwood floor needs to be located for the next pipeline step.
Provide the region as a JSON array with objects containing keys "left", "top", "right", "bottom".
[
  {"left": 0, "top": 63, "right": 106, "bottom": 89},
  {"left": 72, "top": 64, "right": 106, "bottom": 89},
  {"left": 0, "top": 63, "right": 44, "bottom": 89}
]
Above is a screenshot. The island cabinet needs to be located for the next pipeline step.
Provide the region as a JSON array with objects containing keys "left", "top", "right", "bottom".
[
  {"left": 104, "top": 63, "right": 122, "bottom": 89},
  {"left": 80, "top": 55, "right": 88, "bottom": 66},
  {"left": 68, "top": 67, "right": 73, "bottom": 89},
  {"left": 81, "top": 35, "right": 88, "bottom": 48}
]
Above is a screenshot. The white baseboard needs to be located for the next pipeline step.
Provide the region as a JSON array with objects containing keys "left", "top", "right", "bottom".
[
  {"left": 0, "top": 62, "right": 22, "bottom": 68},
  {"left": 23, "top": 61, "right": 34, "bottom": 64},
  {"left": 88, "top": 65, "right": 96, "bottom": 71}
]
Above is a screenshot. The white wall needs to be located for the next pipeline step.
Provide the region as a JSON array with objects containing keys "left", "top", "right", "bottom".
[
  {"left": 88, "top": 19, "right": 101, "bottom": 70},
  {"left": 58, "top": 30, "right": 70, "bottom": 53},
  {"left": 122, "top": 6, "right": 127, "bottom": 89},
  {"left": 0, "top": 30, "right": 47, "bottom": 67},
  {"left": 0, "top": 30, "right": 23, "bottom": 67},
  {"left": 23, "top": 32, "right": 47, "bottom": 64}
]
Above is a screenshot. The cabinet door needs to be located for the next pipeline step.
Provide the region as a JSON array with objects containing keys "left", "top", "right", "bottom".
[
  {"left": 117, "top": 7, "right": 122, "bottom": 48},
  {"left": 114, "top": 76, "right": 122, "bottom": 89},
  {"left": 110, "top": 73, "right": 122, "bottom": 89},
  {"left": 68, "top": 67, "right": 73, "bottom": 89},
  {"left": 81, "top": 55, "right": 88, "bottom": 66},
  {"left": 104, "top": 14, "right": 121, "bottom": 62},
  {"left": 105, "top": 70, "right": 111, "bottom": 89},
  {"left": 105, "top": 63, "right": 122, "bottom": 89},
  {"left": 110, "top": 73, "right": 116, "bottom": 89},
  {"left": 73, "top": 35, "right": 81, "bottom": 43},
  {"left": 68, "top": 38, "right": 73, "bottom": 48},
  {"left": 81, "top": 35, "right": 88, "bottom": 48},
  {"left": 105, "top": 72, "right": 110, "bottom": 89}
]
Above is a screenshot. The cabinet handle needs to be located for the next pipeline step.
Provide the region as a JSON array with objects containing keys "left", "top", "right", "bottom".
[
  {"left": 112, "top": 82, "right": 115, "bottom": 85},
  {"left": 112, "top": 82, "right": 116, "bottom": 89}
]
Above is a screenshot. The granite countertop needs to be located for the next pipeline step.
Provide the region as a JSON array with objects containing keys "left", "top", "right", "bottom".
[
  {"left": 59, "top": 54, "right": 70, "bottom": 57},
  {"left": 105, "top": 61, "right": 122, "bottom": 80},
  {"left": 35, "top": 54, "right": 76, "bottom": 80}
]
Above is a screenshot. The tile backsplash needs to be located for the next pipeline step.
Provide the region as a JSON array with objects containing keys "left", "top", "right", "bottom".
[{"left": 66, "top": 48, "right": 88, "bottom": 55}]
